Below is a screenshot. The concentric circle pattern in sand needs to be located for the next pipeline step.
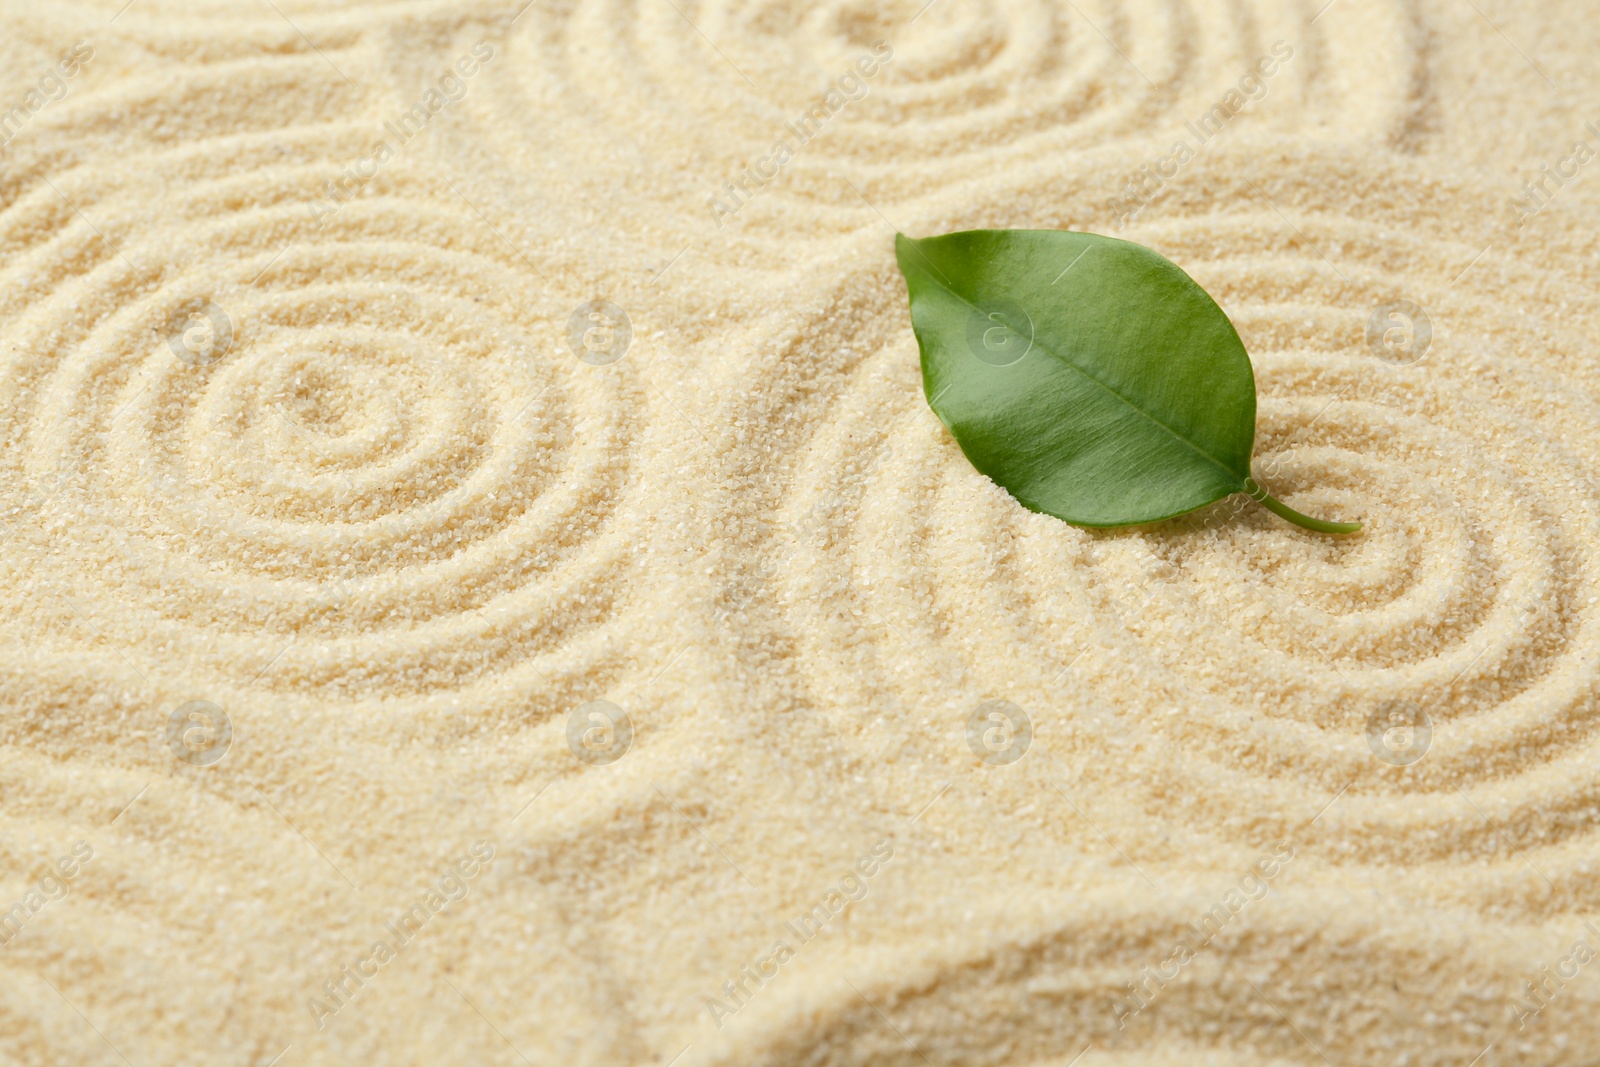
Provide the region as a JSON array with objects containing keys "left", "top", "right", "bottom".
[
  {"left": 760, "top": 156, "right": 1598, "bottom": 790},
  {"left": 704, "top": 147, "right": 1600, "bottom": 1062},
  {"left": 0, "top": 151, "right": 646, "bottom": 716},
  {"left": 454, "top": 0, "right": 1430, "bottom": 269},
  {"left": 3, "top": 2, "right": 1600, "bottom": 1066}
]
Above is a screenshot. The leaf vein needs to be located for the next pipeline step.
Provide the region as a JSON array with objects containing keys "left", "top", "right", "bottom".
[{"left": 915, "top": 261, "right": 1244, "bottom": 484}]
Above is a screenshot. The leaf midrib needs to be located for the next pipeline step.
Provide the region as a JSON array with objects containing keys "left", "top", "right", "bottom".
[{"left": 915, "top": 260, "right": 1245, "bottom": 486}]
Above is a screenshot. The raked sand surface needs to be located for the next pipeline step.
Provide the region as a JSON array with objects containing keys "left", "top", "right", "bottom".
[{"left": 4, "top": 0, "right": 1600, "bottom": 1064}]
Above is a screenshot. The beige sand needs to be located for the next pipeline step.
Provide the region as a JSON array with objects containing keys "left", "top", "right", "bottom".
[{"left": 2, "top": 0, "right": 1599, "bottom": 1064}]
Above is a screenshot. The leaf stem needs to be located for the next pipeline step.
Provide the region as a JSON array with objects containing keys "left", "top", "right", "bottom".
[{"left": 1243, "top": 478, "right": 1362, "bottom": 535}]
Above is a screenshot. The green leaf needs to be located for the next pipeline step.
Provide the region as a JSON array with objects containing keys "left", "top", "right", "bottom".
[{"left": 894, "top": 229, "right": 1359, "bottom": 535}]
